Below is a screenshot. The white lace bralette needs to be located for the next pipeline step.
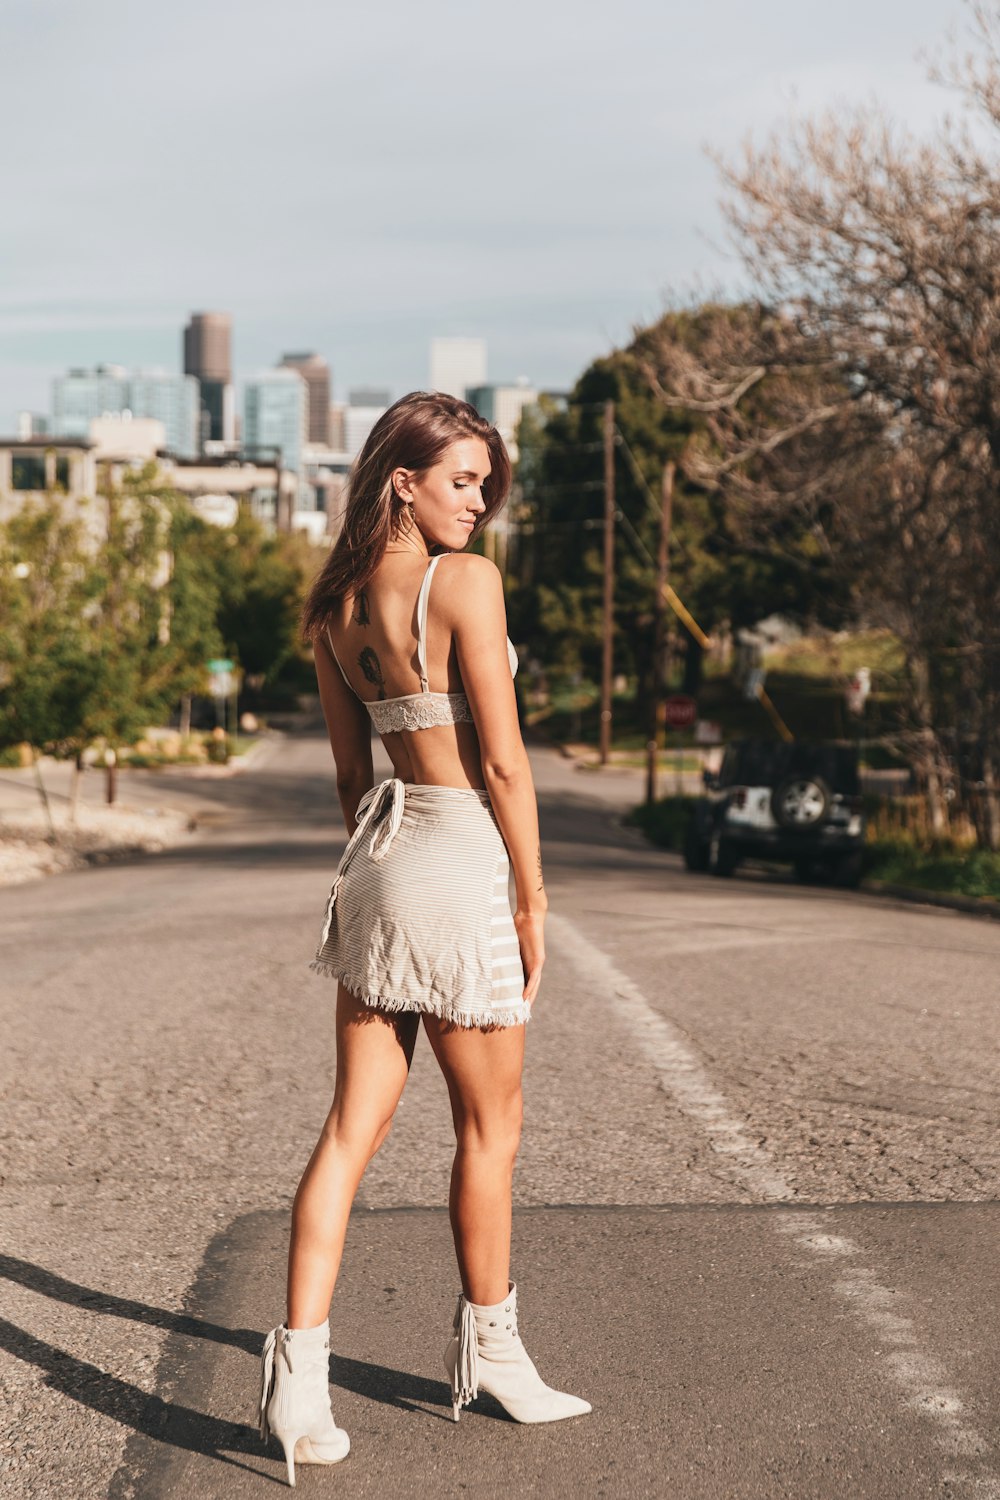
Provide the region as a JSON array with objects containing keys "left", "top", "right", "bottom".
[{"left": 326, "top": 555, "right": 518, "bottom": 735}]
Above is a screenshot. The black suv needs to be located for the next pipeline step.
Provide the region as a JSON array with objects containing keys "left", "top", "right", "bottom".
[{"left": 684, "top": 738, "right": 865, "bottom": 886}]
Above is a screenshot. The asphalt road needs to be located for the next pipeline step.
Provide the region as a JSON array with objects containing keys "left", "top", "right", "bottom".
[{"left": 2, "top": 734, "right": 999, "bottom": 1500}]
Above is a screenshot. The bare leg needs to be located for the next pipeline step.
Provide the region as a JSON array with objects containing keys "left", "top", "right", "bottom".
[
  {"left": 422, "top": 1017, "right": 525, "bottom": 1306},
  {"left": 286, "top": 985, "right": 419, "bottom": 1329}
]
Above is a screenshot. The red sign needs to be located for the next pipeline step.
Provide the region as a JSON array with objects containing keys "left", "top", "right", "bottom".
[{"left": 664, "top": 695, "right": 697, "bottom": 729}]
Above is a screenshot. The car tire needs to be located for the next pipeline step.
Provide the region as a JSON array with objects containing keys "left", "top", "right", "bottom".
[
  {"left": 772, "top": 775, "right": 831, "bottom": 830},
  {"left": 683, "top": 828, "right": 711, "bottom": 873},
  {"left": 708, "top": 831, "right": 737, "bottom": 877}
]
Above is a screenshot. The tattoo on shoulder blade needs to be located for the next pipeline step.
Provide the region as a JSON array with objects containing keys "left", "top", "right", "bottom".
[
  {"left": 358, "top": 646, "right": 386, "bottom": 699},
  {"left": 351, "top": 589, "right": 370, "bottom": 626}
]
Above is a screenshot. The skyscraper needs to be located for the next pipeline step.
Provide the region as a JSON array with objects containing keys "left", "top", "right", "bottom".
[
  {"left": 128, "top": 371, "right": 200, "bottom": 459},
  {"left": 52, "top": 365, "right": 199, "bottom": 458},
  {"left": 243, "top": 369, "right": 308, "bottom": 475},
  {"left": 430, "top": 338, "right": 487, "bottom": 400},
  {"left": 466, "top": 380, "right": 538, "bottom": 461},
  {"left": 280, "top": 353, "right": 331, "bottom": 444},
  {"left": 183, "top": 311, "right": 234, "bottom": 445},
  {"left": 348, "top": 386, "right": 391, "bottom": 408},
  {"left": 54, "top": 366, "right": 129, "bottom": 438}
]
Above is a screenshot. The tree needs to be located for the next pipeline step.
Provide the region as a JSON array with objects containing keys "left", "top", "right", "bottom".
[
  {"left": 200, "top": 512, "right": 318, "bottom": 689},
  {"left": 634, "top": 4, "right": 1000, "bottom": 847},
  {"left": 0, "top": 498, "right": 101, "bottom": 829},
  {"left": 83, "top": 469, "right": 224, "bottom": 782},
  {"left": 0, "top": 470, "right": 226, "bottom": 804},
  {"left": 512, "top": 319, "right": 840, "bottom": 708}
]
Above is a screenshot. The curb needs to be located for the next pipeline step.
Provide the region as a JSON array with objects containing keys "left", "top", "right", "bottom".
[{"left": 861, "top": 879, "right": 1000, "bottom": 923}]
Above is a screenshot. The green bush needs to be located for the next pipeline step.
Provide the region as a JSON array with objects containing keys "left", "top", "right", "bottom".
[{"left": 625, "top": 796, "right": 697, "bottom": 851}]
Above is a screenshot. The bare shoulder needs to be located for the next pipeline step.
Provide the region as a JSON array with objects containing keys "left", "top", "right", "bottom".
[{"left": 434, "top": 552, "right": 504, "bottom": 623}]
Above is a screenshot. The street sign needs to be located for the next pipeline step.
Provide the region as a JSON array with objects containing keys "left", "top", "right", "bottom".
[
  {"left": 206, "top": 658, "right": 234, "bottom": 674},
  {"left": 664, "top": 694, "right": 697, "bottom": 729},
  {"left": 208, "top": 671, "right": 235, "bottom": 697}
]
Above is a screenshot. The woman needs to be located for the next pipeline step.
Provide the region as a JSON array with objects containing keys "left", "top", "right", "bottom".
[{"left": 257, "top": 391, "right": 590, "bottom": 1484}]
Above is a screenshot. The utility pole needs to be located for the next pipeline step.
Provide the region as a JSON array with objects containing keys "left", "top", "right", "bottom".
[
  {"left": 645, "top": 459, "right": 675, "bottom": 803},
  {"left": 600, "top": 400, "right": 615, "bottom": 766}
]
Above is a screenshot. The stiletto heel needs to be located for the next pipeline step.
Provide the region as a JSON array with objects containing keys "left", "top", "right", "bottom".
[
  {"left": 278, "top": 1435, "right": 297, "bottom": 1488},
  {"left": 258, "top": 1320, "right": 350, "bottom": 1486},
  {"left": 444, "top": 1283, "right": 591, "bottom": 1424}
]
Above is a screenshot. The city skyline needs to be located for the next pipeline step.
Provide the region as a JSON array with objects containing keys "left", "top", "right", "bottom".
[{"left": 2, "top": 0, "right": 964, "bottom": 429}]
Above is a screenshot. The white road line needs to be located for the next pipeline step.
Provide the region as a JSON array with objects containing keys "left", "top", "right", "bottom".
[{"left": 547, "top": 909, "right": 1000, "bottom": 1498}]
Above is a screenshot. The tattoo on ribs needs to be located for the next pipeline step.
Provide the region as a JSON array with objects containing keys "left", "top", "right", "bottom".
[{"left": 358, "top": 646, "right": 387, "bottom": 699}]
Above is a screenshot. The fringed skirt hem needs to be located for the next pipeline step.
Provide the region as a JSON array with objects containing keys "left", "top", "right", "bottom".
[{"left": 308, "top": 960, "right": 532, "bottom": 1029}]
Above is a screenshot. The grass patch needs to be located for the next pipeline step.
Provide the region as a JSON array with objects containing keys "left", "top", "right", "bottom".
[{"left": 865, "top": 841, "right": 1000, "bottom": 902}]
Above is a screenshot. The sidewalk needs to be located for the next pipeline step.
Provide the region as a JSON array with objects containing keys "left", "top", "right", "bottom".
[{"left": 0, "top": 735, "right": 277, "bottom": 887}]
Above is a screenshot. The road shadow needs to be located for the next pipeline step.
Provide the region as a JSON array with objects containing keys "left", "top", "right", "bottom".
[
  {"left": 0, "top": 1250, "right": 454, "bottom": 1490},
  {"left": 0, "top": 1314, "right": 266, "bottom": 1481},
  {"left": 0, "top": 1252, "right": 257, "bottom": 1353}
]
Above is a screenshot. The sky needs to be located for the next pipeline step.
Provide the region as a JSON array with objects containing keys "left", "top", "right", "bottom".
[{"left": 0, "top": 0, "right": 971, "bottom": 429}]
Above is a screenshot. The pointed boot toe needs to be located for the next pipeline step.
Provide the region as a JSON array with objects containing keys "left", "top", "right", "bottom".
[{"left": 445, "top": 1283, "right": 592, "bottom": 1425}]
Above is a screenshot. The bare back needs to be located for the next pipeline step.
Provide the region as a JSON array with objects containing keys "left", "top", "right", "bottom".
[{"left": 321, "top": 551, "right": 487, "bottom": 789}]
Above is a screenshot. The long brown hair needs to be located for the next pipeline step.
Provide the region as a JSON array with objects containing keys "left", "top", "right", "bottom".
[{"left": 301, "top": 390, "right": 512, "bottom": 640}]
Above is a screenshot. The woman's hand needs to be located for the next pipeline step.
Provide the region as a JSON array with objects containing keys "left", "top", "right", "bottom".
[{"left": 514, "top": 908, "right": 546, "bottom": 1005}]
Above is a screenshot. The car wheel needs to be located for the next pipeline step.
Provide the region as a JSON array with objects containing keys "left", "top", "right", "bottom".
[
  {"left": 708, "top": 831, "right": 737, "bottom": 877},
  {"left": 772, "top": 775, "right": 831, "bottom": 831},
  {"left": 683, "top": 822, "right": 711, "bottom": 873}
]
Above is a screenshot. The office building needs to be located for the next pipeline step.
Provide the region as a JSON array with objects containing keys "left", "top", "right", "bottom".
[
  {"left": 329, "top": 402, "right": 347, "bottom": 451},
  {"left": 16, "top": 412, "right": 48, "bottom": 439},
  {"left": 345, "top": 401, "right": 387, "bottom": 460},
  {"left": 128, "top": 371, "right": 199, "bottom": 458},
  {"left": 348, "top": 386, "right": 391, "bottom": 409},
  {"left": 54, "top": 366, "right": 130, "bottom": 439},
  {"left": 183, "top": 311, "right": 235, "bottom": 445},
  {"left": 0, "top": 437, "right": 96, "bottom": 508},
  {"left": 52, "top": 366, "right": 198, "bottom": 458},
  {"left": 88, "top": 416, "right": 167, "bottom": 462},
  {"left": 281, "top": 353, "right": 332, "bottom": 444},
  {"left": 243, "top": 369, "right": 308, "bottom": 475},
  {"left": 430, "top": 338, "right": 487, "bottom": 400},
  {"left": 467, "top": 380, "right": 538, "bottom": 461}
]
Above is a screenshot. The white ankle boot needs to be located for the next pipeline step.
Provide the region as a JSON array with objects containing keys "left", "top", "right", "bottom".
[
  {"left": 258, "top": 1319, "right": 350, "bottom": 1486},
  {"left": 444, "top": 1282, "right": 592, "bottom": 1424}
]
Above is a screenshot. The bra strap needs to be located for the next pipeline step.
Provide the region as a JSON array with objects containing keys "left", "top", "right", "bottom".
[
  {"left": 324, "top": 626, "right": 361, "bottom": 699},
  {"left": 415, "top": 555, "right": 444, "bottom": 693}
]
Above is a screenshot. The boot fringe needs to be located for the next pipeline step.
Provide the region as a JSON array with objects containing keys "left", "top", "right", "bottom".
[
  {"left": 258, "top": 1326, "right": 279, "bottom": 1442},
  {"left": 452, "top": 1295, "right": 479, "bottom": 1410},
  {"left": 308, "top": 962, "right": 531, "bottom": 1029}
]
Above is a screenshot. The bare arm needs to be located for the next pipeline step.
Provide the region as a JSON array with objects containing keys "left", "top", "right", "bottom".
[
  {"left": 441, "top": 555, "right": 547, "bottom": 1002},
  {"left": 314, "top": 630, "right": 374, "bottom": 831}
]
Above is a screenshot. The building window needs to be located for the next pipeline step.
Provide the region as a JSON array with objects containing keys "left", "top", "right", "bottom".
[
  {"left": 55, "top": 456, "right": 71, "bottom": 490},
  {"left": 11, "top": 454, "right": 46, "bottom": 491}
]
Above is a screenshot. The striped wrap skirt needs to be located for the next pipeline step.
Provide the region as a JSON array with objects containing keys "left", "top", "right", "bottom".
[{"left": 310, "top": 777, "right": 531, "bottom": 1029}]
